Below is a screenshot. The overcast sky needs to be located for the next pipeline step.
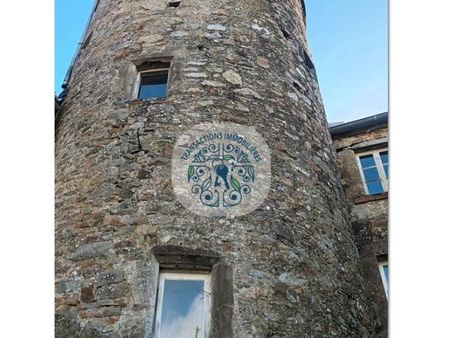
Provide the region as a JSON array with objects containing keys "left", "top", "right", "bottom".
[{"left": 55, "top": 0, "right": 388, "bottom": 123}]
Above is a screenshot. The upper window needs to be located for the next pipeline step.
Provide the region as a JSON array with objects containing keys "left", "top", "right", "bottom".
[
  {"left": 168, "top": 0, "right": 181, "bottom": 7},
  {"left": 357, "top": 149, "right": 389, "bottom": 195},
  {"left": 135, "top": 60, "right": 171, "bottom": 100},
  {"left": 155, "top": 272, "right": 211, "bottom": 338},
  {"left": 138, "top": 70, "right": 169, "bottom": 100},
  {"left": 378, "top": 261, "right": 389, "bottom": 299}
]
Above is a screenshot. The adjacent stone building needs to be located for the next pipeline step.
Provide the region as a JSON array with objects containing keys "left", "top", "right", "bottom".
[
  {"left": 330, "top": 112, "right": 389, "bottom": 337},
  {"left": 55, "top": 0, "right": 385, "bottom": 337}
]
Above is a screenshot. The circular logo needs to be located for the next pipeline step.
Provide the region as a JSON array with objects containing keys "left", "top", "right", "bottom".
[{"left": 172, "top": 123, "right": 271, "bottom": 217}]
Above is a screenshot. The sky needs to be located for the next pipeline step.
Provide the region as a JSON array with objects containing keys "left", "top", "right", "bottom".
[
  {"left": 54, "top": 0, "right": 388, "bottom": 123},
  {"left": 306, "top": 0, "right": 388, "bottom": 123},
  {"left": 54, "top": 0, "right": 94, "bottom": 93}
]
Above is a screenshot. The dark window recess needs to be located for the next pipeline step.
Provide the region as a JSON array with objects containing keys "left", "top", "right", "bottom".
[
  {"left": 303, "top": 49, "right": 315, "bottom": 71},
  {"left": 293, "top": 81, "right": 302, "bottom": 93},
  {"left": 138, "top": 70, "right": 169, "bottom": 100},
  {"left": 168, "top": 0, "right": 181, "bottom": 7},
  {"left": 281, "top": 29, "right": 291, "bottom": 39},
  {"left": 380, "top": 151, "right": 388, "bottom": 178},
  {"left": 137, "top": 61, "right": 171, "bottom": 72}
]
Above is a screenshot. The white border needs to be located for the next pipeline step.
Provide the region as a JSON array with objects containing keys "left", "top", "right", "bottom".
[
  {"left": 2, "top": 1, "right": 54, "bottom": 337},
  {"left": 390, "top": 2, "right": 450, "bottom": 336}
]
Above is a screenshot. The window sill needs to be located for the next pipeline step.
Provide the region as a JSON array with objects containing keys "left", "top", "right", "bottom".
[
  {"left": 354, "top": 192, "right": 388, "bottom": 205},
  {"left": 113, "top": 97, "right": 169, "bottom": 106}
]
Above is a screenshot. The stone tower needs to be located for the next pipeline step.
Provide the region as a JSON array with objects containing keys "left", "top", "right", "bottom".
[{"left": 55, "top": 0, "right": 375, "bottom": 337}]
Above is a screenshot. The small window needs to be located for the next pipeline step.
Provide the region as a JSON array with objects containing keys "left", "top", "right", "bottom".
[
  {"left": 378, "top": 261, "right": 389, "bottom": 299},
  {"left": 138, "top": 70, "right": 169, "bottom": 100},
  {"left": 357, "top": 149, "right": 389, "bottom": 195},
  {"left": 155, "top": 272, "right": 211, "bottom": 338},
  {"left": 134, "top": 60, "right": 171, "bottom": 100}
]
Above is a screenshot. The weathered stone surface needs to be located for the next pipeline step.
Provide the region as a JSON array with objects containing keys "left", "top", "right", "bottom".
[
  {"left": 222, "top": 70, "right": 242, "bottom": 86},
  {"left": 55, "top": 314, "right": 103, "bottom": 338},
  {"left": 332, "top": 123, "right": 388, "bottom": 337},
  {"left": 80, "top": 284, "right": 95, "bottom": 303},
  {"left": 56, "top": 279, "right": 81, "bottom": 294},
  {"left": 69, "top": 242, "right": 112, "bottom": 261},
  {"left": 186, "top": 72, "right": 207, "bottom": 78},
  {"left": 170, "top": 31, "right": 189, "bottom": 37},
  {"left": 204, "top": 32, "right": 222, "bottom": 39},
  {"left": 95, "top": 283, "right": 128, "bottom": 305},
  {"left": 207, "top": 24, "right": 227, "bottom": 31},
  {"left": 136, "top": 224, "right": 158, "bottom": 236},
  {"left": 96, "top": 271, "right": 125, "bottom": 287},
  {"left": 278, "top": 272, "right": 306, "bottom": 287},
  {"left": 102, "top": 215, "right": 126, "bottom": 227},
  {"left": 201, "top": 80, "right": 225, "bottom": 87},
  {"left": 256, "top": 56, "right": 270, "bottom": 69},
  {"left": 233, "top": 87, "right": 262, "bottom": 99},
  {"left": 78, "top": 306, "right": 122, "bottom": 319}
]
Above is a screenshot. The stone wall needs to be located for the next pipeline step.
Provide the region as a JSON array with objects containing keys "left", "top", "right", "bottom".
[
  {"left": 56, "top": 0, "right": 375, "bottom": 336},
  {"left": 332, "top": 126, "right": 388, "bottom": 337}
]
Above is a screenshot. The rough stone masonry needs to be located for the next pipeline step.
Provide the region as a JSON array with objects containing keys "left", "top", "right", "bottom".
[{"left": 55, "top": 0, "right": 377, "bottom": 336}]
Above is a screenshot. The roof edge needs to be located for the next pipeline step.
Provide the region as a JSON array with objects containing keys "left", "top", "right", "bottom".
[{"left": 329, "top": 112, "right": 388, "bottom": 138}]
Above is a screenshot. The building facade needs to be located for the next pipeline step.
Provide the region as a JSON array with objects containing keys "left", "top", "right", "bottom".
[
  {"left": 330, "top": 112, "right": 389, "bottom": 337},
  {"left": 55, "top": 1, "right": 382, "bottom": 337}
]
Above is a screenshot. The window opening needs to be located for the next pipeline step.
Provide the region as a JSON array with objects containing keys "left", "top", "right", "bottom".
[
  {"left": 135, "top": 60, "right": 171, "bottom": 100},
  {"left": 357, "top": 149, "right": 389, "bottom": 195},
  {"left": 155, "top": 272, "right": 211, "bottom": 338}
]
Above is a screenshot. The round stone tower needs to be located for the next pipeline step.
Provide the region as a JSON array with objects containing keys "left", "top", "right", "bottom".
[{"left": 55, "top": 0, "right": 374, "bottom": 337}]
